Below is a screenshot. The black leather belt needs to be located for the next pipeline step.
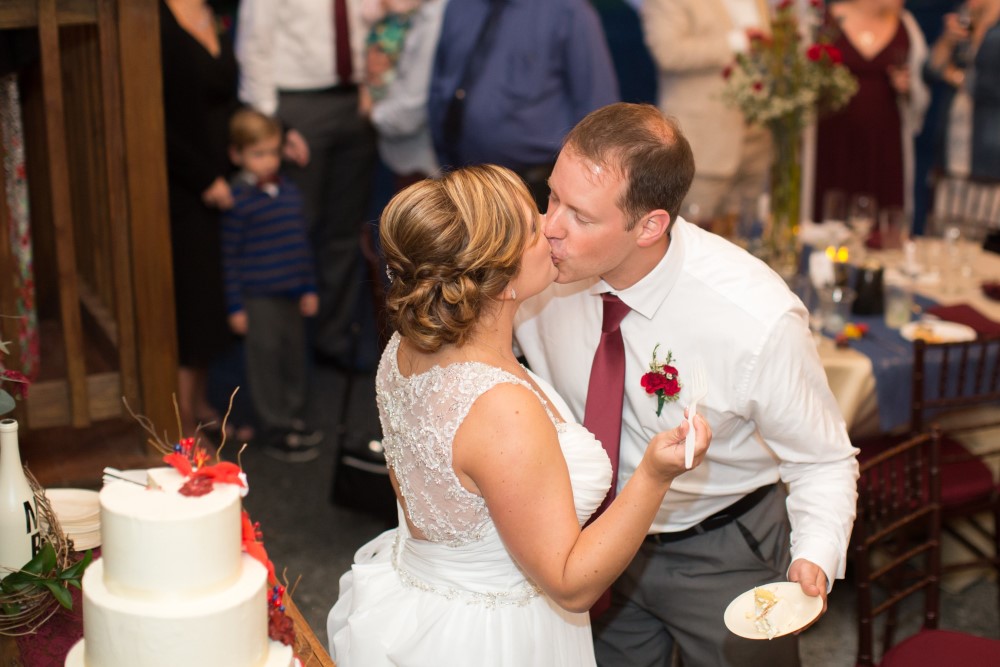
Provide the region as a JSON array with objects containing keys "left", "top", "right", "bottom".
[
  {"left": 644, "top": 484, "right": 777, "bottom": 545},
  {"left": 281, "top": 84, "right": 358, "bottom": 96}
]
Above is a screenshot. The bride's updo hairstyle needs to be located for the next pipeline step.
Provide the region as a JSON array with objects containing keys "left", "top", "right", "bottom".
[{"left": 380, "top": 165, "right": 538, "bottom": 353}]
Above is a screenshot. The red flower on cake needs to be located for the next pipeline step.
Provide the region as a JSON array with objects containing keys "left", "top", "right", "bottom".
[
  {"left": 640, "top": 344, "right": 682, "bottom": 417},
  {"left": 164, "top": 451, "right": 193, "bottom": 477},
  {"left": 268, "top": 604, "right": 296, "bottom": 646},
  {"left": 164, "top": 441, "right": 246, "bottom": 497},
  {"left": 193, "top": 461, "right": 245, "bottom": 487},
  {"left": 242, "top": 510, "right": 277, "bottom": 584}
]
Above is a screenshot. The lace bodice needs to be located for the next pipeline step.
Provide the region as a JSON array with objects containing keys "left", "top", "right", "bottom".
[{"left": 376, "top": 333, "right": 560, "bottom": 546}]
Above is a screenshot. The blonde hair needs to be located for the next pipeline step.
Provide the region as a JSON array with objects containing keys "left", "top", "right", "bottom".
[
  {"left": 229, "top": 108, "right": 281, "bottom": 150},
  {"left": 380, "top": 165, "right": 538, "bottom": 352}
]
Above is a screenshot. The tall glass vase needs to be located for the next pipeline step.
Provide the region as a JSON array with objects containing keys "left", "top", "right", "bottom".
[{"left": 766, "top": 115, "right": 802, "bottom": 281}]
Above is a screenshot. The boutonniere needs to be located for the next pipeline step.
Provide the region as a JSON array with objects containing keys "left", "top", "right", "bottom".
[{"left": 640, "top": 344, "right": 682, "bottom": 417}]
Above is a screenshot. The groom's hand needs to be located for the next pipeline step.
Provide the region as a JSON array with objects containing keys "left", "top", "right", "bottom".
[{"left": 788, "top": 558, "right": 828, "bottom": 632}]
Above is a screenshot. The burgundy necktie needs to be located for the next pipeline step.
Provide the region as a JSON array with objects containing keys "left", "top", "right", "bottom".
[
  {"left": 333, "top": 0, "right": 352, "bottom": 84},
  {"left": 583, "top": 293, "right": 630, "bottom": 618},
  {"left": 584, "top": 293, "right": 631, "bottom": 516}
]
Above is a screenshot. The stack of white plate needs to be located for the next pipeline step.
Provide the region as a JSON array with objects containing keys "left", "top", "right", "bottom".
[{"left": 44, "top": 488, "right": 101, "bottom": 550}]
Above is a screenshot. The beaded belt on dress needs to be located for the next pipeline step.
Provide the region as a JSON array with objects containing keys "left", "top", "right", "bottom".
[{"left": 391, "top": 532, "right": 541, "bottom": 608}]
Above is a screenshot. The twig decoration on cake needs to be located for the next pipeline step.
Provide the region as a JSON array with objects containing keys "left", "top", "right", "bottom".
[
  {"left": 215, "top": 387, "right": 240, "bottom": 461},
  {"left": 121, "top": 396, "right": 179, "bottom": 455}
]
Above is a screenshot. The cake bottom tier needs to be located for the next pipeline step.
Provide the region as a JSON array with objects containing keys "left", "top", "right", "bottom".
[
  {"left": 65, "top": 556, "right": 295, "bottom": 667},
  {"left": 65, "top": 638, "right": 294, "bottom": 667}
]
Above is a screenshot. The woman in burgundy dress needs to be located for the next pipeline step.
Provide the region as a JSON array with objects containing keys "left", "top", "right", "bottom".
[{"left": 813, "top": 0, "right": 929, "bottom": 224}]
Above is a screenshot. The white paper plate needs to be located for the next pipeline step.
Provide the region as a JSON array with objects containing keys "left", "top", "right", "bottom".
[
  {"left": 724, "top": 582, "right": 824, "bottom": 640},
  {"left": 69, "top": 529, "right": 101, "bottom": 550},
  {"left": 44, "top": 488, "right": 100, "bottom": 522},
  {"left": 900, "top": 320, "right": 977, "bottom": 343},
  {"left": 61, "top": 519, "right": 101, "bottom": 531}
]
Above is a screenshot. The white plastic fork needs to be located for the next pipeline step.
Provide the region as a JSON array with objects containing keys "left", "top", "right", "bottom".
[{"left": 685, "top": 359, "right": 708, "bottom": 469}]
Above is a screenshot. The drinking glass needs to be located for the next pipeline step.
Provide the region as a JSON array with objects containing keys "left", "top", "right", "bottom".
[
  {"left": 878, "top": 206, "right": 910, "bottom": 251},
  {"left": 848, "top": 193, "right": 877, "bottom": 246},
  {"left": 883, "top": 279, "right": 913, "bottom": 329},
  {"left": 791, "top": 275, "right": 825, "bottom": 343},
  {"left": 822, "top": 189, "right": 847, "bottom": 225},
  {"left": 683, "top": 200, "right": 707, "bottom": 229},
  {"left": 818, "top": 285, "right": 856, "bottom": 335}
]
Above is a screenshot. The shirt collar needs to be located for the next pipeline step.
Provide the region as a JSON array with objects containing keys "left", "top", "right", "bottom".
[
  {"left": 236, "top": 170, "right": 281, "bottom": 197},
  {"left": 588, "top": 216, "right": 690, "bottom": 321}
]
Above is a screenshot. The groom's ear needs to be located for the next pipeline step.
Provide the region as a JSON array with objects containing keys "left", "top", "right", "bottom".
[{"left": 635, "top": 209, "right": 671, "bottom": 247}]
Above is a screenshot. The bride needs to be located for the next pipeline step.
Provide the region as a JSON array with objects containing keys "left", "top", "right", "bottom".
[{"left": 327, "top": 165, "right": 711, "bottom": 666}]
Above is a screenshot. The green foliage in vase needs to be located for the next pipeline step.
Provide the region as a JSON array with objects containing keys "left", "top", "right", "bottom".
[{"left": 721, "top": 0, "right": 857, "bottom": 129}]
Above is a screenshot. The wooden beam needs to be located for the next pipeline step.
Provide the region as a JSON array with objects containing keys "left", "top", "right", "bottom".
[
  {"left": 96, "top": 0, "right": 140, "bottom": 412},
  {"left": 37, "top": 0, "right": 90, "bottom": 427},
  {"left": 116, "top": 0, "right": 177, "bottom": 438},
  {"left": 25, "top": 372, "right": 122, "bottom": 429},
  {"left": 0, "top": 0, "right": 97, "bottom": 30}
]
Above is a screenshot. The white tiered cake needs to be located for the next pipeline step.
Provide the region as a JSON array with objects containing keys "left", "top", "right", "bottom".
[{"left": 65, "top": 467, "right": 294, "bottom": 667}]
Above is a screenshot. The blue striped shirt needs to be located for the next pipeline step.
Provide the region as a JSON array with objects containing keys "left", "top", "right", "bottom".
[{"left": 221, "top": 176, "right": 317, "bottom": 314}]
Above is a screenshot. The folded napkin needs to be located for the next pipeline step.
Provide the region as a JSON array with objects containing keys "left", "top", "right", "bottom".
[
  {"left": 924, "top": 303, "right": 1000, "bottom": 336},
  {"left": 798, "top": 220, "right": 852, "bottom": 248}
]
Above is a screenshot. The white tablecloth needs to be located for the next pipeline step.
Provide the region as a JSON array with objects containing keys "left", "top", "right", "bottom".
[{"left": 818, "top": 240, "right": 1000, "bottom": 436}]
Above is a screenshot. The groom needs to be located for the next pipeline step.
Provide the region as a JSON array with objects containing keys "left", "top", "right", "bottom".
[{"left": 515, "top": 103, "right": 858, "bottom": 667}]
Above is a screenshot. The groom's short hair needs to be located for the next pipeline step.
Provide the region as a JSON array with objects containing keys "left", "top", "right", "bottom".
[{"left": 562, "top": 103, "right": 695, "bottom": 230}]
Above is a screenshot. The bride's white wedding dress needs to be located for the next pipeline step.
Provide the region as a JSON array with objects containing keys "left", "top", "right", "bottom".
[{"left": 327, "top": 333, "right": 612, "bottom": 666}]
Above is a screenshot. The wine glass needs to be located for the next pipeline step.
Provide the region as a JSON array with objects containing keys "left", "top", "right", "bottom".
[
  {"left": 878, "top": 206, "right": 910, "bottom": 251},
  {"left": 822, "top": 189, "right": 847, "bottom": 225},
  {"left": 790, "top": 275, "right": 824, "bottom": 343},
  {"left": 848, "top": 193, "right": 877, "bottom": 247}
]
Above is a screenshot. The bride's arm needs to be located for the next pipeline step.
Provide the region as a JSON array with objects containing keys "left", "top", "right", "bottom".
[{"left": 452, "top": 383, "right": 710, "bottom": 613}]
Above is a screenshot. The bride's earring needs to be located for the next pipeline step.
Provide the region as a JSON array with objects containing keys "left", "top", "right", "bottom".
[{"left": 509, "top": 287, "right": 517, "bottom": 300}]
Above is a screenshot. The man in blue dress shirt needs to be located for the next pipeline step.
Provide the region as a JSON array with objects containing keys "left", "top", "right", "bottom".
[{"left": 428, "top": 0, "right": 619, "bottom": 211}]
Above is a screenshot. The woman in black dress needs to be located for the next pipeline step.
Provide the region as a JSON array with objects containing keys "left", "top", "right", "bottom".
[{"left": 160, "top": 0, "right": 239, "bottom": 438}]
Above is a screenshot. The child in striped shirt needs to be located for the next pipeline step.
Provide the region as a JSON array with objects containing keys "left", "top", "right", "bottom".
[{"left": 222, "top": 108, "right": 322, "bottom": 462}]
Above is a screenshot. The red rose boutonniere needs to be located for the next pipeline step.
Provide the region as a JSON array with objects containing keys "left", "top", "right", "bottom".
[{"left": 640, "top": 344, "right": 682, "bottom": 417}]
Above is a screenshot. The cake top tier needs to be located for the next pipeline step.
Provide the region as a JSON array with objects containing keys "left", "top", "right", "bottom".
[{"left": 99, "top": 467, "right": 243, "bottom": 598}]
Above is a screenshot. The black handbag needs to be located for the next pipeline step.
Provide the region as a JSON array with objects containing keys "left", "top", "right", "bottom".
[{"left": 331, "top": 430, "right": 397, "bottom": 525}]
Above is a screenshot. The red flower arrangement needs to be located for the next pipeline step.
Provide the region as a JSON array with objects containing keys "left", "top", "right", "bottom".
[
  {"left": 721, "top": 0, "right": 857, "bottom": 127},
  {"left": 640, "top": 344, "right": 682, "bottom": 417}
]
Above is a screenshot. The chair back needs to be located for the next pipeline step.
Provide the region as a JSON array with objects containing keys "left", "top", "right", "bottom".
[
  {"left": 911, "top": 336, "right": 1000, "bottom": 435},
  {"left": 855, "top": 430, "right": 942, "bottom": 667},
  {"left": 931, "top": 176, "right": 1000, "bottom": 239}
]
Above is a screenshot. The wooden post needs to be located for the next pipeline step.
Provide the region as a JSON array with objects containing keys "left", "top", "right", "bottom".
[
  {"left": 37, "top": 0, "right": 90, "bottom": 427},
  {"left": 96, "top": 0, "right": 140, "bottom": 413},
  {"left": 116, "top": 0, "right": 178, "bottom": 439}
]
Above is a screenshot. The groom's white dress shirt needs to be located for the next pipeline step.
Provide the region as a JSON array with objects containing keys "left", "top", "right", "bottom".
[{"left": 516, "top": 218, "right": 859, "bottom": 587}]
